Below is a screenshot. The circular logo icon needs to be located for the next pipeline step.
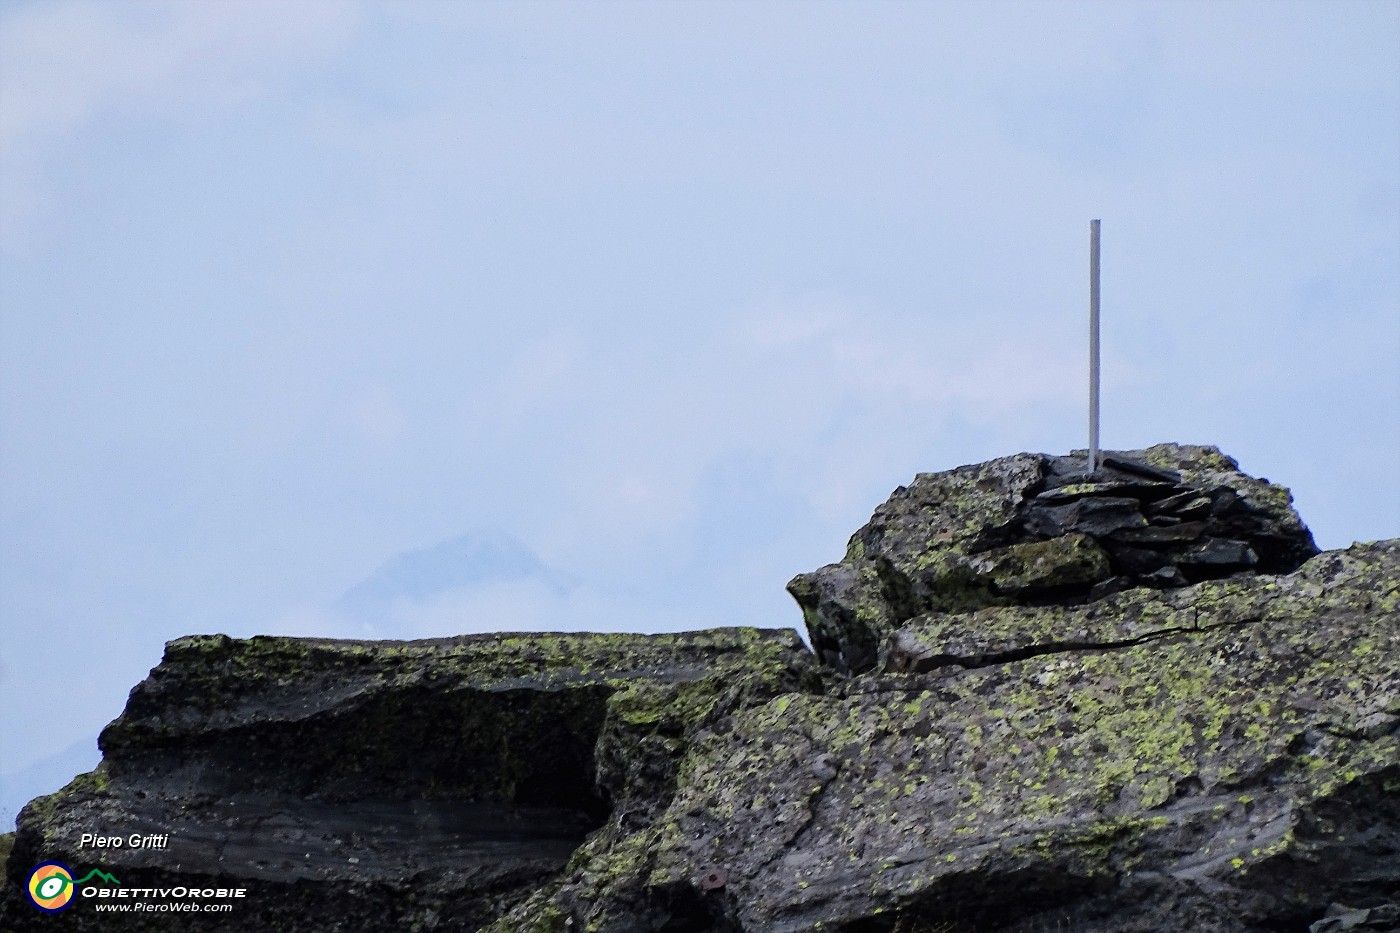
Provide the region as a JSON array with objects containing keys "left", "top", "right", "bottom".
[{"left": 27, "top": 862, "right": 76, "bottom": 912}]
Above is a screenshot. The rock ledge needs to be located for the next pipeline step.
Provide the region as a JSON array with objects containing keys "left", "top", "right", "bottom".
[{"left": 3, "top": 444, "right": 1394, "bottom": 933}]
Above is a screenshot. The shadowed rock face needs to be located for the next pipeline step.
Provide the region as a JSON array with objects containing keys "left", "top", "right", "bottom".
[
  {"left": 0, "top": 630, "right": 822, "bottom": 931},
  {"left": 4, "top": 445, "right": 1393, "bottom": 933},
  {"left": 787, "top": 444, "right": 1318, "bottom": 673}
]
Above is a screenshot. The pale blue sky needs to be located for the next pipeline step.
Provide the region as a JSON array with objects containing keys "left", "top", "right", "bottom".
[{"left": 2, "top": 0, "right": 1397, "bottom": 825}]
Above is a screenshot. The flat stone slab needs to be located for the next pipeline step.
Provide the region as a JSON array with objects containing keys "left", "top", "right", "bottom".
[{"left": 788, "top": 444, "right": 1318, "bottom": 673}]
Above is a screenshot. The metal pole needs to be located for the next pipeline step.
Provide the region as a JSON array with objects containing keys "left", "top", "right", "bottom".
[{"left": 1089, "top": 219, "right": 1101, "bottom": 474}]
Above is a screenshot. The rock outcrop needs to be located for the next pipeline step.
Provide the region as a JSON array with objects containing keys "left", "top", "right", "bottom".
[
  {"left": 1, "top": 631, "right": 821, "bottom": 931},
  {"left": 3, "top": 444, "right": 1396, "bottom": 933},
  {"left": 787, "top": 444, "right": 1319, "bottom": 673}
]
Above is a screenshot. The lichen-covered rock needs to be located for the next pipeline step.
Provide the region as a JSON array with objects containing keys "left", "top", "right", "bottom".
[
  {"left": 0, "top": 629, "right": 820, "bottom": 932},
  {"left": 788, "top": 444, "right": 1318, "bottom": 673},
  {"left": 499, "top": 541, "right": 1398, "bottom": 933},
  {"left": 4, "top": 445, "right": 1388, "bottom": 933}
]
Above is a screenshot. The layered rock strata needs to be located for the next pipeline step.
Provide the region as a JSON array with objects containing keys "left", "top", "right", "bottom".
[
  {"left": 2, "top": 630, "right": 820, "bottom": 931},
  {"left": 787, "top": 444, "right": 1318, "bottom": 673},
  {"left": 3, "top": 444, "right": 1395, "bottom": 933}
]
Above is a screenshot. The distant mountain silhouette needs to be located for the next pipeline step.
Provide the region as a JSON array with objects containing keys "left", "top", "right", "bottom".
[
  {"left": 1, "top": 737, "right": 101, "bottom": 832},
  {"left": 331, "top": 531, "right": 568, "bottom": 631}
]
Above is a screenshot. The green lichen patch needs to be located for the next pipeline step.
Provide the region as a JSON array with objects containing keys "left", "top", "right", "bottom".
[
  {"left": 788, "top": 444, "right": 1319, "bottom": 675},
  {"left": 888, "top": 540, "right": 1390, "bottom": 671},
  {"left": 18, "top": 764, "right": 111, "bottom": 832},
  {"left": 969, "top": 534, "right": 1112, "bottom": 597},
  {"left": 102, "top": 627, "right": 815, "bottom": 751},
  {"left": 8, "top": 626, "right": 821, "bottom": 933},
  {"left": 521, "top": 541, "right": 1398, "bottom": 932},
  {"left": 86, "top": 627, "right": 821, "bottom": 813}
]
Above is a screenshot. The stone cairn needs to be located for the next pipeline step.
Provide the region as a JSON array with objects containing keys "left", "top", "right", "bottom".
[{"left": 788, "top": 443, "right": 1318, "bottom": 672}]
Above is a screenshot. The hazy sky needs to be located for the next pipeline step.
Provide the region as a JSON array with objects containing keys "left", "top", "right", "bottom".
[{"left": 2, "top": 0, "right": 1397, "bottom": 823}]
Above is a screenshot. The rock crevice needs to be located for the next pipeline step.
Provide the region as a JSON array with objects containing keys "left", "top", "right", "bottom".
[
  {"left": 3, "top": 443, "right": 1394, "bottom": 933},
  {"left": 789, "top": 444, "right": 1318, "bottom": 673},
  {"left": 885, "top": 610, "right": 1265, "bottom": 674}
]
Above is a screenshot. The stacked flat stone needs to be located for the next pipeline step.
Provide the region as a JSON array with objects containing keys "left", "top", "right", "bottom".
[
  {"left": 5, "top": 443, "right": 1393, "bottom": 933},
  {"left": 788, "top": 443, "right": 1317, "bottom": 672}
]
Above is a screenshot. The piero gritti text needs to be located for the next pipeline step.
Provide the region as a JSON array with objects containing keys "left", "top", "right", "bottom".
[{"left": 78, "top": 833, "right": 170, "bottom": 850}]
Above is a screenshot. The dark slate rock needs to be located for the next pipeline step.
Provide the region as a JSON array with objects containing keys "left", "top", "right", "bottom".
[
  {"left": 1087, "top": 575, "right": 1132, "bottom": 599},
  {"left": 1023, "top": 499, "right": 1080, "bottom": 538},
  {"left": 1100, "top": 453, "right": 1183, "bottom": 483},
  {"left": 1149, "top": 489, "right": 1214, "bottom": 517},
  {"left": 1145, "top": 565, "right": 1190, "bottom": 587},
  {"left": 1310, "top": 902, "right": 1400, "bottom": 932},
  {"left": 1105, "top": 542, "right": 1178, "bottom": 576},
  {"left": 5, "top": 443, "right": 1363, "bottom": 933},
  {"left": 1178, "top": 537, "right": 1260, "bottom": 576},
  {"left": 1046, "top": 451, "right": 1185, "bottom": 486},
  {"left": 789, "top": 443, "right": 1318, "bottom": 673},
  {"left": 1032, "top": 480, "right": 1179, "bottom": 505},
  {"left": 0, "top": 630, "right": 820, "bottom": 932},
  {"left": 1025, "top": 494, "right": 1164, "bottom": 540},
  {"left": 1107, "top": 520, "right": 1209, "bottom": 544},
  {"left": 1052, "top": 495, "right": 1148, "bottom": 537}
]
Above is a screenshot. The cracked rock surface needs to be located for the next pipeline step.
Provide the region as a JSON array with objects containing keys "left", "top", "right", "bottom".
[
  {"left": 489, "top": 541, "right": 1398, "bottom": 933},
  {"left": 787, "top": 443, "right": 1318, "bottom": 673},
  {"left": 3, "top": 444, "right": 1395, "bottom": 933}
]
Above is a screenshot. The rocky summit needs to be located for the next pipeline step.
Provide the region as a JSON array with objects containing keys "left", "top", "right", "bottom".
[
  {"left": 787, "top": 443, "right": 1320, "bottom": 674},
  {"left": 3, "top": 444, "right": 1397, "bottom": 933}
]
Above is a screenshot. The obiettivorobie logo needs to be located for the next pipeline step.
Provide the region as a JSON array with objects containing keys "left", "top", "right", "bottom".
[{"left": 26, "top": 862, "right": 121, "bottom": 912}]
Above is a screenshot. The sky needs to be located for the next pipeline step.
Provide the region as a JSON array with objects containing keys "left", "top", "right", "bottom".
[{"left": 1, "top": 0, "right": 1397, "bottom": 828}]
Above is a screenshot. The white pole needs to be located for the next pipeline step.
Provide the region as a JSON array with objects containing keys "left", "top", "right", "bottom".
[{"left": 1089, "top": 219, "right": 1101, "bottom": 474}]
